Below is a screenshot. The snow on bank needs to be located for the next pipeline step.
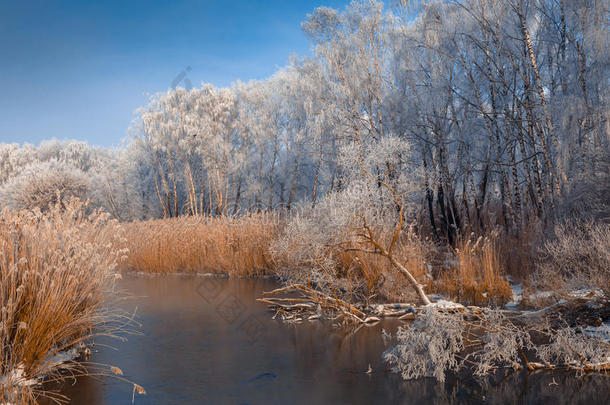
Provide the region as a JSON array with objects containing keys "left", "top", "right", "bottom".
[
  {"left": 584, "top": 321, "right": 610, "bottom": 343},
  {"left": 506, "top": 283, "right": 523, "bottom": 307},
  {"left": 0, "top": 364, "right": 37, "bottom": 388},
  {"left": 505, "top": 275, "right": 605, "bottom": 309},
  {"left": 427, "top": 300, "right": 464, "bottom": 309},
  {"left": 0, "top": 348, "right": 81, "bottom": 393}
]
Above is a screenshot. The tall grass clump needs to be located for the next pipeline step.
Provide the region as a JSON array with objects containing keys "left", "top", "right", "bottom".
[
  {"left": 0, "top": 199, "right": 126, "bottom": 403},
  {"left": 432, "top": 235, "right": 512, "bottom": 306},
  {"left": 120, "top": 213, "right": 280, "bottom": 276}
]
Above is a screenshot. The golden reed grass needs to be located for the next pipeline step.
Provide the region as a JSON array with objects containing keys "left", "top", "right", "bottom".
[
  {"left": 431, "top": 235, "right": 513, "bottom": 306},
  {"left": 120, "top": 213, "right": 279, "bottom": 276},
  {"left": 121, "top": 214, "right": 515, "bottom": 305},
  {"left": 0, "top": 199, "right": 126, "bottom": 404}
]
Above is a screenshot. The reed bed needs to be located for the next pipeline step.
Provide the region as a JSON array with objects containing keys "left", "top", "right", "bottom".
[
  {"left": 0, "top": 200, "right": 127, "bottom": 404},
  {"left": 121, "top": 214, "right": 516, "bottom": 306},
  {"left": 120, "top": 213, "right": 280, "bottom": 276}
]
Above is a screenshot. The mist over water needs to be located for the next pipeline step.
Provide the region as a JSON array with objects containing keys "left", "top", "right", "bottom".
[{"left": 44, "top": 276, "right": 609, "bottom": 404}]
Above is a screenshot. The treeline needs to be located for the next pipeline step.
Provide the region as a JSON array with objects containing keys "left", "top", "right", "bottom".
[{"left": 1, "top": 0, "right": 608, "bottom": 239}]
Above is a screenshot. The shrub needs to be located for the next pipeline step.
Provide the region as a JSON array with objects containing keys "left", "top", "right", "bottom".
[
  {"left": 384, "top": 307, "right": 609, "bottom": 383},
  {"left": 271, "top": 184, "right": 435, "bottom": 303},
  {"left": 533, "top": 220, "right": 610, "bottom": 299},
  {"left": 0, "top": 160, "right": 88, "bottom": 211}
]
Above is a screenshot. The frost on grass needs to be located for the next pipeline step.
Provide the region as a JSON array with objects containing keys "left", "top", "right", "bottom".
[
  {"left": 0, "top": 199, "right": 131, "bottom": 403},
  {"left": 533, "top": 221, "right": 610, "bottom": 299}
]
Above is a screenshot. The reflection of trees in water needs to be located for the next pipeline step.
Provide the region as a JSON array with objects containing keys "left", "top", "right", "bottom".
[
  {"left": 386, "top": 368, "right": 610, "bottom": 405},
  {"left": 484, "top": 372, "right": 609, "bottom": 405}
]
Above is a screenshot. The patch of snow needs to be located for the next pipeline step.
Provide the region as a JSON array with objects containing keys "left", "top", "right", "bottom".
[
  {"left": 568, "top": 289, "right": 603, "bottom": 299},
  {"left": 1, "top": 348, "right": 82, "bottom": 391},
  {"left": 427, "top": 294, "right": 445, "bottom": 301},
  {"left": 527, "top": 288, "right": 603, "bottom": 302},
  {"left": 506, "top": 283, "right": 523, "bottom": 307},
  {"left": 583, "top": 321, "right": 610, "bottom": 343},
  {"left": 427, "top": 300, "right": 464, "bottom": 309},
  {"left": 528, "top": 290, "right": 554, "bottom": 300},
  {"left": 0, "top": 364, "right": 37, "bottom": 388},
  {"left": 42, "top": 348, "right": 79, "bottom": 370},
  {"left": 517, "top": 299, "right": 568, "bottom": 319}
]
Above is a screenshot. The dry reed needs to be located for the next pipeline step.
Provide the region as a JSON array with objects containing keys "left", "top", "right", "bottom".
[
  {"left": 431, "top": 234, "right": 512, "bottom": 306},
  {"left": 120, "top": 213, "right": 520, "bottom": 306},
  {"left": 0, "top": 199, "right": 128, "bottom": 403},
  {"left": 120, "top": 213, "right": 280, "bottom": 276},
  {"left": 120, "top": 214, "right": 437, "bottom": 303}
]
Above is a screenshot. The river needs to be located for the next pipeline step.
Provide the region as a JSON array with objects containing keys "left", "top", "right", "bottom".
[{"left": 44, "top": 276, "right": 609, "bottom": 404}]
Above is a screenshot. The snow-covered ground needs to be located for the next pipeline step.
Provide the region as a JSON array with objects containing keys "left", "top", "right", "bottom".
[
  {"left": 0, "top": 347, "right": 81, "bottom": 394},
  {"left": 583, "top": 321, "right": 610, "bottom": 343},
  {"left": 505, "top": 276, "right": 605, "bottom": 309}
]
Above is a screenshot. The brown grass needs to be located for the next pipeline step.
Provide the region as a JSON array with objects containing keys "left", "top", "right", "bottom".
[
  {"left": 0, "top": 199, "right": 126, "bottom": 403},
  {"left": 120, "top": 213, "right": 521, "bottom": 306},
  {"left": 431, "top": 234, "right": 512, "bottom": 306},
  {"left": 121, "top": 214, "right": 437, "bottom": 302},
  {"left": 120, "top": 213, "right": 280, "bottom": 276}
]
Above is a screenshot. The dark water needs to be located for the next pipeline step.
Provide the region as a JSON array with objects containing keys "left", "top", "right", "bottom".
[{"left": 45, "top": 276, "right": 609, "bottom": 404}]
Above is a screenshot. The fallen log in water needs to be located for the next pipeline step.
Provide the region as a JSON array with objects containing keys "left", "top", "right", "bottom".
[
  {"left": 259, "top": 284, "right": 610, "bottom": 344},
  {"left": 260, "top": 284, "right": 491, "bottom": 323},
  {"left": 261, "top": 284, "right": 368, "bottom": 323}
]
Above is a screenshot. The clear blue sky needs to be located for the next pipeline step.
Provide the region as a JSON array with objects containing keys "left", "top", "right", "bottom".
[{"left": 0, "top": 0, "right": 352, "bottom": 147}]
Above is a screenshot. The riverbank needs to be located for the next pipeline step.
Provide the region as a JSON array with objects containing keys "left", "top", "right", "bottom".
[
  {"left": 119, "top": 215, "right": 520, "bottom": 306},
  {"left": 116, "top": 215, "right": 609, "bottom": 383}
]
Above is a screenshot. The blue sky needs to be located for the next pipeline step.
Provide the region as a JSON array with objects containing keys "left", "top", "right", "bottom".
[{"left": 0, "top": 0, "right": 352, "bottom": 147}]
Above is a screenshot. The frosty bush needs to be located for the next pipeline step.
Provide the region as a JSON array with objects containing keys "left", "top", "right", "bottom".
[
  {"left": 534, "top": 220, "right": 610, "bottom": 298},
  {"left": 384, "top": 307, "right": 609, "bottom": 382},
  {"left": 538, "top": 325, "right": 610, "bottom": 373},
  {"left": 383, "top": 306, "right": 465, "bottom": 382},
  {"left": 271, "top": 133, "right": 432, "bottom": 302},
  {"left": 0, "top": 159, "right": 89, "bottom": 211},
  {"left": 270, "top": 184, "right": 373, "bottom": 293}
]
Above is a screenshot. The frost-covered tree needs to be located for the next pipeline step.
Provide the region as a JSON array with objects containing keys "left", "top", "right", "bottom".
[{"left": 1, "top": 0, "right": 607, "bottom": 229}]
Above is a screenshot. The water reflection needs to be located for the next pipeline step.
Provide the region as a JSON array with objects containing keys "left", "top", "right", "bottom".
[{"left": 42, "top": 276, "right": 609, "bottom": 404}]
